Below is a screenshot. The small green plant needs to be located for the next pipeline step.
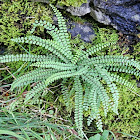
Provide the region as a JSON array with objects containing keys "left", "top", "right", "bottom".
[
  {"left": 89, "top": 130, "right": 116, "bottom": 140},
  {"left": 0, "top": 4, "right": 140, "bottom": 138},
  {"left": 0, "top": 109, "right": 79, "bottom": 140}
]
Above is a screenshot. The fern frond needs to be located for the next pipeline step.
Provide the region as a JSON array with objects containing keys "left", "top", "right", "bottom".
[
  {"left": 0, "top": 54, "right": 47, "bottom": 63},
  {"left": 11, "top": 35, "right": 52, "bottom": 49},
  {"left": 50, "top": 4, "right": 73, "bottom": 61},
  {"left": 31, "top": 61, "right": 77, "bottom": 70},
  {"left": 45, "top": 66, "right": 88, "bottom": 86},
  {"left": 82, "top": 55, "right": 140, "bottom": 70},
  {"left": 29, "top": 5, "right": 73, "bottom": 61},
  {"left": 87, "top": 86, "right": 99, "bottom": 125},
  {"left": 31, "top": 20, "right": 72, "bottom": 58},
  {"left": 96, "top": 115, "right": 103, "bottom": 132},
  {"left": 72, "top": 46, "right": 86, "bottom": 64},
  {"left": 61, "top": 78, "right": 75, "bottom": 110},
  {"left": 103, "top": 64, "right": 140, "bottom": 77},
  {"left": 83, "top": 84, "right": 90, "bottom": 111},
  {"left": 95, "top": 66, "right": 119, "bottom": 114},
  {"left": 30, "top": 92, "right": 42, "bottom": 104},
  {"left": 74, "top": 76, "right": 83, "bottom": 137},
  {"left": 11, "top": 36, "right": 70, "bottom": 63},
  {"left": 87, "top": 113, "right": 103, "bottom": 132},
  {"left": 86, "top": 85, "right": 103, "bottom": 132},
  {"left": 83, "top": 42, "right": 116, "bottom": 57},
  {"left": 61, "top": 80, "right": 70, "bottom": 107},
  {"left": 50, "top": 39, "right": 73, "bottom": 62},
  {"left": 11, "top": 69, "right": 60, "bottom": 90},
  {"left": 30, "top": 20, "right": 59, "bottom": 35},
  {"left": 110, "top": 73, "right": 136, "bottom": 90},
  {"left": 50, "top": 4, "right": 68, "bottom": 34},
  {"left": 24, "top": 80, "right": 46, "bottom": 103},
  {"left": 82, "top": 73, "right": 109, "bottom": 117}
]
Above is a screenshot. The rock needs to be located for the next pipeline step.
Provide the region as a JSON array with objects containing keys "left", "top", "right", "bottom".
[
  {"left": 0, "top": 44, "right": 5, "bottom": 55},
  {"left": 137, "top": 80, "right": 140, "bottom": 88},
  {"left": 53, "top": 15, "right": 96, "bottom": 43},
  {"left": 65, "top": 0, "right": 140, "bottom": 38},
  {"left": 90, "top": 8, "right": 111, "bottom": 25},
  {"left": 137, "top": 83, "right": 140, "bottom": 88},
  {"left": 66, "top": 0, "right": 91, "bottom": 16},
  {"left": 90, "top": 0, "right": 140, "bottom": 36},
  {"left": 33, "top": 0, "right": 140, "bottom": 41},
  {"left": 67, "top": 22, "right": 96, "bottom": 43}
]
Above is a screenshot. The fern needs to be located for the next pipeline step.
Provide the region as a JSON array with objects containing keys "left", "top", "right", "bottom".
[
  {"left": 83, "top": 83, "right": 90, "bottom": 111},
  {"left": 0, "top": 54, "right": 48, "bottom": 63},
  {"left": 74, "top": 76, "right": 83, "bottom": 137},
  {"left": 24, "top": 80, "right": 46, "bottom": 103},
  {"left": 0, "top": 4, "right": 140, "bottom": 138},
  {"left": 31, "top": 61, "right": 77, "bottom": 70}
]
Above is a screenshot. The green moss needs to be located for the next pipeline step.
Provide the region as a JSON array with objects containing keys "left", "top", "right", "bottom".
[
  {"left": 57, "top": 0, "right": 87, "bottom": 7},
  {"left": 0, "top": 0, "right": 52, "bottom": 53},
  {"left": 100, "top": 84, "right": 140, "bottom": 139},
  {"left": 132, "top": 41, "right": 140, "bottom": 61},
  {"left": 32, "top": 0, "right": 87, "bottom": 7},
  {"left": 0, "top": 0, "right": 54, "bottom": 86},
  {"left": 93, "top": 28, "right": 118, "bottom": 44}
]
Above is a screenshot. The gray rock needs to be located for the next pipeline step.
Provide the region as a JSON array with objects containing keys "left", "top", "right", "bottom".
[
  {"left": 67, "top": 22, "right": 96, "bottom": 43},
  {"left": 66, "top": 0, "right": 91, "bottom": 16},
  {"left": 33, "top": 0, "right": 140, "bottom": 40},
  {"left": 90, "top": 8, "right": 111, "bottom": 25},
  {"left": 137, "top": 80, "right": 140, "bottom": 88},
  {"left": 53, "top": 15, "right": 96, "bottom": 43},
  {"left": 137, "top": 83, "right": 140, "bottom": 88},
  {"left": 65, "top": 0, "right": 140, "bottom": 37},
  {"left": 90, "top": 0, "right": 140, "bottom": 36}
]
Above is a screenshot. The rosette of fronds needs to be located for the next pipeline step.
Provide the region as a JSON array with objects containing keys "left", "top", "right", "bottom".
[{"left": 0, "top": 4, "right": 140, "bottom": 138}]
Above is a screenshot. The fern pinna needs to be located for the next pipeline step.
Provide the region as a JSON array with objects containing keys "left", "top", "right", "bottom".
[{"left": 0, "top": 4, "right": 140, "bottom": 137}]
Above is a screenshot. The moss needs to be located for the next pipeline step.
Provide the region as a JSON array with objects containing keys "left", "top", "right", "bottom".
[
  {"left": 100, "top": 84, "right": 140, "bottom": 139},
  {"left": 32, "top": 0, "right": 87, "bottom": 7},
  {"left": 0, "top": 0, "right": 53, "bottom": 84},
  {"left": 57, "top": 0, "right": 87, "bottom": 7},
  {"left": 0, "top": 0, "right": 52, "bottom": 53},
  {"left": 132, "top": 41, "right": 140, "bottom": 61},
  {"left": 93, "top": 27, "right": 118, "bottom": 44}
]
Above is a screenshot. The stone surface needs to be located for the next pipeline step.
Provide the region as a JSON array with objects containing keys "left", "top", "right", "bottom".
[
  {"left": 67, "top": 22, "right": 96, "bottom": 42},
  {"left": 90, "top": 0, "right": 140, "bottom": 36},
  {"left": 137, "top": 82, "right": 140, "bottom": 88},
  {"left": 65, "top": 0, "right": 140, "bottom": 38},
  {"left": 33, "top": 0, "right": 140, "bottom": 41},
  {"left": 66, "top": 0, "right": 91, "bottom": 16},
  {"left": 137, "top": 80, "right": 140, "bottom": 88},
  {"left": 53, "top": 15, "right": 96, "bottom": 43}
]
